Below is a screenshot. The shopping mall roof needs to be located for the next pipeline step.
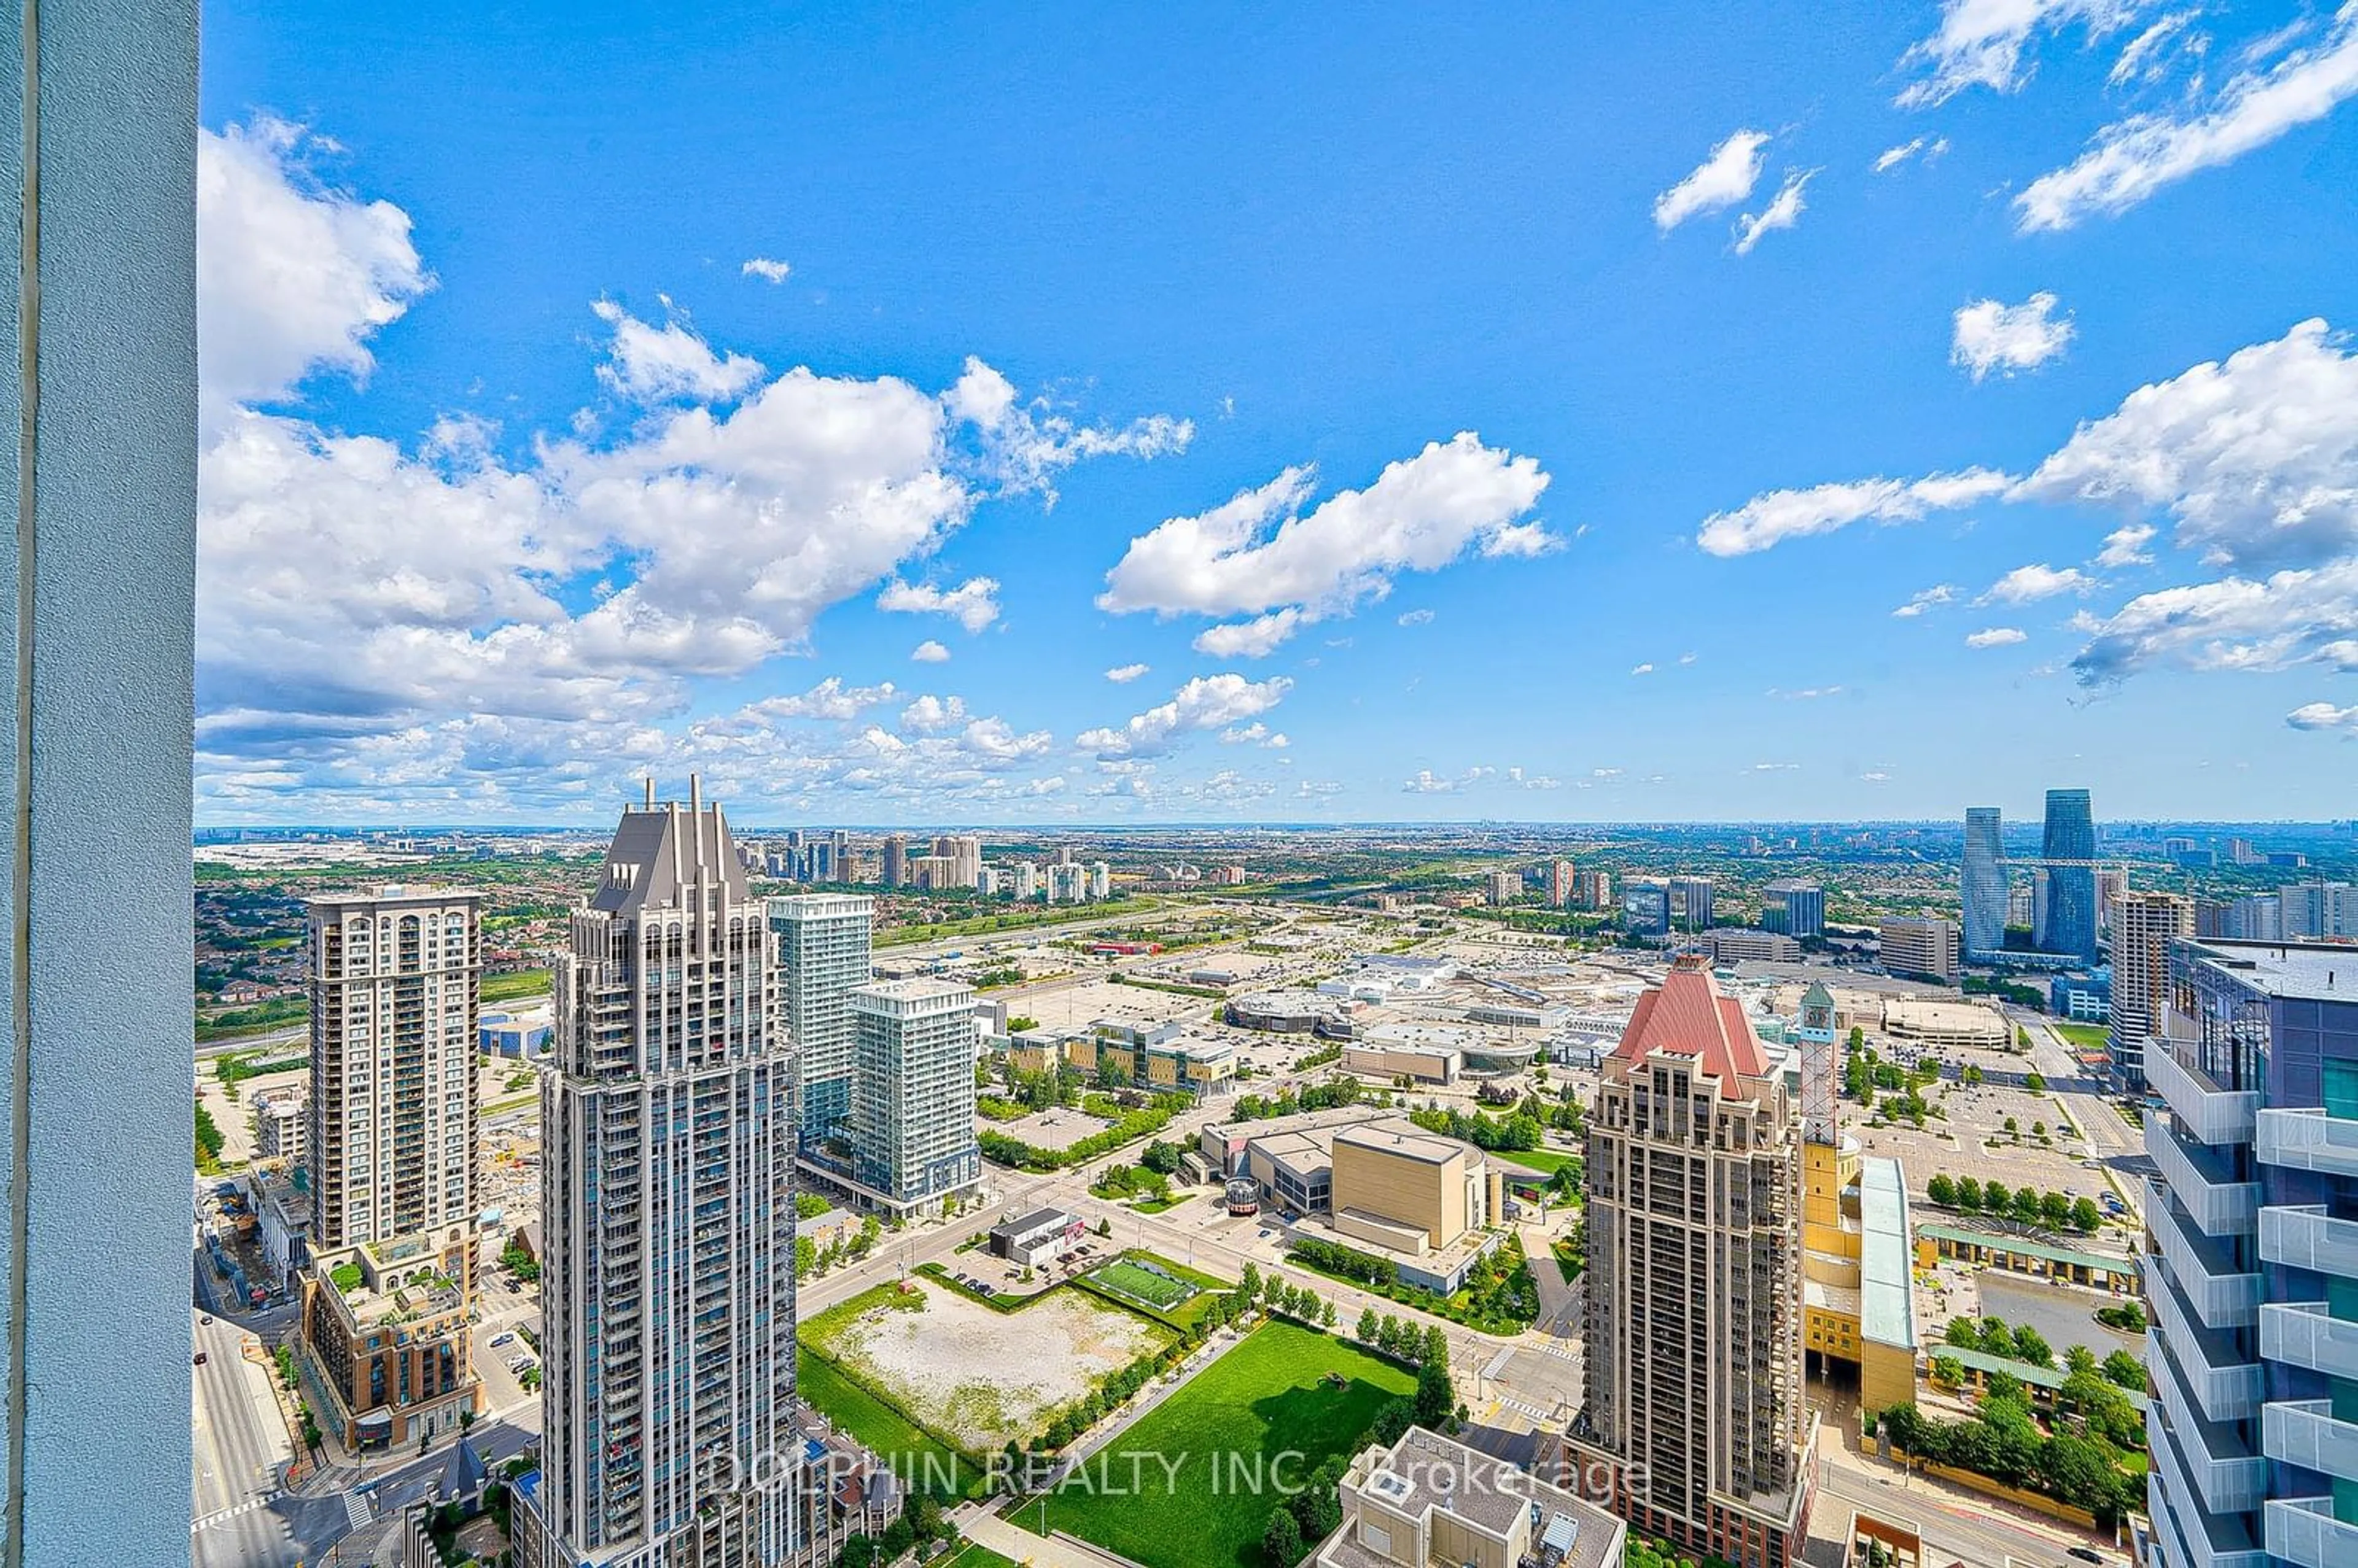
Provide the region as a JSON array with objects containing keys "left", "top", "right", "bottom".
[{"left": 1857, "top": 1156, "right": 1915, "bottom": 1353}]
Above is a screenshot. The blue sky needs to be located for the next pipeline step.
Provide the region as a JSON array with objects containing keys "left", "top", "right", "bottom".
[{"left": 197, "top": 1, "right": 2358, "bottom": 825}]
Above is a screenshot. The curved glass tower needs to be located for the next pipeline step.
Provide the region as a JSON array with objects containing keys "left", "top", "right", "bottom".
[
  {"left": 1961, "top": 807, "right": 2007, "bottom": 957},
  {"left": 2042, "top": 788, "right": 2100, "bottom": 962}
]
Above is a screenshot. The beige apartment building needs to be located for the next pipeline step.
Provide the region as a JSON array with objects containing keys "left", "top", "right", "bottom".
[
  {"left": 1566, "top": 955, "right": 1810, "bottom": 1568},
  {"left": 300, "top": 1225, "right": 479, "bottom": 1451},
  {"left": 2107, "top": 888, "right": 2191, "bottom": 1092},
  {"left": 1316, "top": 1426, "right": 1623, "bottom": 1568}
]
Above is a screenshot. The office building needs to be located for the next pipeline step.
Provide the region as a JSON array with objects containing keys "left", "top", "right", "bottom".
[
  {"left": 1710, "top": 930, "right": 1800, "bottom": 964},
  {"left": 1762, "top": 880, "right": 1825, "bottom": 941},
  {"left": 1878, "top": 916, "right": 1959, "bottom": 984},
  {"left": 2284, "top": 881, "right": 2358, "bottom": 941},
  {"left": 532, "top": 782, "right": 799, "bottom": 1567},
  {"left": 848, "top": 979, "right": 982, "bottom": 1216},
  {"left": 1548, "top": 859, "right": 1578, "bottom": 909},
  {"left": 2041, "top": 788, "right": 2100, "bottom": 961},
  {"left": 1315, "top": 1425, "right": 1625, "bottom": 1568},
  {"left": 2108, "top": 890, "right": 2192, "bottom": 1093},
  {"left": 1622, "top": 880, "right": 1671, "bottom": 937},
  {"left": 1961, "top": 807, "right": 2007, "bottom": 957},
  {"left": 769, "top": 893, "right": 874, "bottom": 1141},
  {"left": 1566, "top": 956, "right": 1809, "bottom": 1568},
  {"left": 2141, "top": 940, "right": 2358, "bottom": 1568},
  {"left": 1669, "top": 875, "right": 1716, "bottom": 931},
  {"left": 304, "top": 887, "right": 483, "bottom": 1251}
]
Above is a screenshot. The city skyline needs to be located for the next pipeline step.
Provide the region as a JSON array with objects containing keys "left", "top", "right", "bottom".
[{"left": 198, "top": 4, "right": 2358, "bottom": 826}]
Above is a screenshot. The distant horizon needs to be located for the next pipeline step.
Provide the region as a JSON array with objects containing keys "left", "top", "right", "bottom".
[{"left": 193, "top": 816, "right": 2358, "bottom": 837}]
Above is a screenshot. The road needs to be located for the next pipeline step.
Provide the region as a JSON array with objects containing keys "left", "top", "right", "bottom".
[
  {"left": 2015, "top": 1010, "right": 2150, "bottom": 1227},
  {"left": 191, "top": 1311, "right": 300, "bottom": 1568},
  {"left": 1813, "top": 1442, "right": 2124, "bottom": 1568}
]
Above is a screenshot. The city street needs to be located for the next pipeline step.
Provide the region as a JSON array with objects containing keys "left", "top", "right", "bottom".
[{"left": 190, "top": 1311, "right": 298, "bottom": 1568}]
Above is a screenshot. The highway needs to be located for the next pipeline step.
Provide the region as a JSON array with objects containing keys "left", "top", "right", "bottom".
[{"left": 190, "top": 1310, "right": 300, "bottom": 1568}]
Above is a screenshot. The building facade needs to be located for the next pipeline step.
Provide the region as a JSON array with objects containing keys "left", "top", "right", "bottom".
[
  {"left": 768, "top": 893, "right": 874, "bottom": 1142},
  {"left": 1566, "top": 956, "right": 1810, "bottom": 1568},
  {"left": 2109, "top": 890, "right": 2193, "bottom": 1093},
  {"left": 2142, "top": 939, "right": 2358, "bottom": 1568},
  {"left": 1961, "top": 807, "right": 2007, "bottom": 956},
  {"left": 849, "top": 978, "right": 982, "bottom": 1216},
  {"left": 1878, "top": 916, "right": 1959, "bottom": 984},
  {"left": 305, "top": 887, "right": 483, "bottom": 1251},
  {"left": 534, "top": 785, "right": 800, "bottom": 1567},
  {"left": 2041, "top": 788, "right": 2101, "bottom": 961},
  {"left": 1670, "top": 876, "right": 1716, "bottom": 931},
  {"left": 301, "top": 1227, "right": 480, "bottom": 1450},
  {"left": 1622, "top": 880, "right": 1671, "bottom": 937},
  {"left": 1762, "top": 881, "right": 1824, "bottom": 941}
]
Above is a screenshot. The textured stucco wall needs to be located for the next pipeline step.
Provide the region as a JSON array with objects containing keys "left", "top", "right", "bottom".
[{"left": 0, "top": 2, "right": 198, "bottom": 1564}]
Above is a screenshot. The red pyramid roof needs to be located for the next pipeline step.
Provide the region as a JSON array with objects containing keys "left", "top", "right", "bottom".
[{"left": 1611, "top": 953, "right": 1772, "bottom": 1082}]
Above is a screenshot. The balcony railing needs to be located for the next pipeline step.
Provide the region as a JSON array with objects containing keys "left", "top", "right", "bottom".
[
  {"left": 2149, "top": 1258, "right": 2263, "bottom": 1422},
  {"left": 2150, "top": 1415, "right": 2269, "bottom": 1568},
  {"left": 2150, "top": 1348, "right": 2270, "bottom": 1516},
  {"left": 2149, "top": 1187, "right": 2262, "bottom": 1329},
  {"left": 2150, "top": 1047, "right": 2259, "bottom": 1146},
  {"left": 2146, "top": 1468, "right": 2270, "bottom": 1568},
  {"left": 2149, "top": 1117, "right": 2260, "bottom": 1237},
  {"left": 2260, "top": 1206, "right": 2358, "bottom": 1283},
  {"left": 2265, "top": 1497, "right": 2358, "bottom": 1568},
  {"left": 2260, "top": 1301, "right": 2358, "bottom": 1381},
  {"left": 2263, "top": 1399, "right": 2358, "bottom": 1484},
  {"left": 2257, "top": 1108, "right": 2358, "bottom": 1179}
]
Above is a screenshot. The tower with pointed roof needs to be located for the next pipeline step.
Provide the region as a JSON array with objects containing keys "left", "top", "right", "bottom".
[{"left": 1565, "top": 954, "right": 1811, "bottom": 1568}]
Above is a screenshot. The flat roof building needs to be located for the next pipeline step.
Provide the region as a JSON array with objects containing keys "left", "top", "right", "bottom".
[
  {"left": 849, "top": 977, "right": 982, "bottom": 1216},
  {"left": 1314, "top": 1425, "right": 1624, "bottom": 1568}
]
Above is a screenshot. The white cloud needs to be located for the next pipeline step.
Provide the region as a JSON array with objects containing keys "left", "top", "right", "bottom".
[
  {"left": 1098, "top": 433, "right": 1552, "bottom": 638},
  {"left": 592, "top": 299, "right": 764, "bottom": 403},
  {"left": 197, "top": 118, "right": 431, "bottom": 435},
  {"left": 898, "top": 694, "right": 968, "bottom": 732},
  {"left": 1076, "top": 673, "right": 1292, "bottom": 759},
  {"left": 2289, "top": 701, "right": 2358, "bottom": 732},
  {"left": 1696, "top": 468, "right": 2011, "bottom": 556},
  {"left": 1982, "top": 562, "right": 2097, "bottom": 602},
  {"left": 1750, "top": 761, "right": 1801, "bottom": 772},
  {"left": 2095, "top": 522, "right": 2157, "bottom": 567},
  {"left": 2021, "top": 318, "right": 2358, "bottom": 570},
  {"left": 1654, "top": 130, "right": 1772, "bottom": 231},
  {"left": 909, "top": 640, "right": 951, "bottom": 664},
  {"left": 1220, "top": 722, "right": 1289, "bottom": 748},
  {"left": 713, "top": 678, "right": 898, "bottom": 724},
  {"left": 1192, "top": 609, "right": 1304, "bottom": 659},
  {"left": 741, "top": 257, "right": 792, "bottom": 284},
  {"left": 1966, "top": 626, "right": 2031, "bottom": 647},
  {"left": 1767, "top": 685, "right": 1846, "bottom": 699},
  {"left": 1893, "top": 584, "right": 1958, "bottom": 617},
  {"left": 944, "top": 357, "right": 1192, "bottom": 503},
  {"left": 1896, "top": 0, "right": 2153, "bottom": 108},
  {"left": 1873, "top": 136, "right": 1950, "bottom": 173},
  {"left": 1482, "top": 521, "right": 1560, "bottom": 557},
  {"left": 1103, "top": 662, "right": 1150, "bottom": 684},
  {"left": 1952, "top": 292, "right": 2076, "bottom": 381},
  {"left": 2109, "top": 10, "right": 2200, "bottom": 87},
  {"left": 1506, "top": 767, "right": 1560, "bottom": 790},
  {"left": 1630, "top": 662, "right": 1655, "bottom": 676},
  {"left": 2017, "top": 7, "right": 2358, "bottom": 230},
  {"left": 1678, "top": 651, "right": 1698, "bottom": 666},
  {"left": 876, "top": 576, "right": 1002, "bottom": 633},
  {"left": 2071, "top": 559, "right": 2358, "bottom": 683},
  {"left": 1396, "top": 608, "right": 1435, "bottom": 626},
  {"left": 1732, "top": 170, "right": 1815, "bottom": 255}
]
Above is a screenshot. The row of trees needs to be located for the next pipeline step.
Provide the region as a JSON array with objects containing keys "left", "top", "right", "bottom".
[
  {"left": 1875, "top": 1383, "right": 2139, "bottom": 1527},
  {"left": 1923, "top": 1174, "right": 2102, "bottom": 1234},
  {"left": 794, "top": 1214, "right": 884, "bottom": 1279},
  {"left": 1228, "top": 1077, "right": 1369, "bottom": 1124},
  {"left": 1289, "top": 1236, "right": 1398, "bottom": 1289},
  {"left": 1403, "top": 1104, "right": 1543, "bottom": 1152},
  {"left": 978, "top": 1102, "right": 1176, "bottom": 1172}
]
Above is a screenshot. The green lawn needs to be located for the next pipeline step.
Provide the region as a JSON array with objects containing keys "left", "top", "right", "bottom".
[
  {"left": 796, "top": 1349, "right": 982, "bottom": 1500},
  {"left": 2052, "top": 1021, "right": 2110, "bottom": 1052},
  {"left": 1089, "top": 1259, "right": 1195, "bottom": 1310},
  {"left": 942, "top": 1547, "right": 1021, "bottom": 1568},
  {"left": 1016, "top": 1321, "right": 1413, "bottom": 1568},
  {"left": 483, "top": 967, "right": 553, "bottom": 1004},
  {"left": 1492, "top": 1147, "right": 1581, "bottom": 1179}
]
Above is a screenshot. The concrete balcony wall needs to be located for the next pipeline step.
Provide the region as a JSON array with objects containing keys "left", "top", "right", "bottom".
[
  {"left": 2152, "top": 1047, "right": 2259, "bottom": 1146},
  {"left": 2149, "top": 1117, "right": 2262, "bottom": 1238}
]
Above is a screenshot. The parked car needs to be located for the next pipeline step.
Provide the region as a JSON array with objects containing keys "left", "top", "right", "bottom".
[
  {"left": 192, "top": 1353, "right": 207, "bottom": 1366},
  {"left": 2068, "top": 1550, "right": 2104, "bottom": 1564},
  {"left": 489, "top": 1331, "right": 515, "bottom": 1348}
]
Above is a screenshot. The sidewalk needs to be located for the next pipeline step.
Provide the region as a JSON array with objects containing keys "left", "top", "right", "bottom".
[{"left": 954, "top": 1507, "right": 1135, "bottom": 1568}]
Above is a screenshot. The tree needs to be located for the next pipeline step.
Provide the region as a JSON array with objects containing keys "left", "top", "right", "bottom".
[
  {"left": 1423, "top": 1324, "right": 1449, "bottom": 1367},
  {"left": 2031, "top": 1120, "right": 2049, "bottom": 1142},
  {"left": 2064, "top": 1344, "right": 2098, "bottom": 1378},
  {"left": 1140, "top": 1139, "right": 1183, "bottom": 1176},
  {"left": 837, "top": 1535, "right": 882, "bottom": 1568},
  {"left": 1945, "top": 1319, "right": 1979, "bottom": 1349},
  {"left": 1320, "top": 1298, "right": 1337, "bottom": 1329},
  {"left": 1929, "top": 1355, "right": 1964, "bottom": 1388},
  {"left": 1414, "top": 1357, "right": 1455, "bottom": 1428},
  {"left": 1240, "top": 1261, "right": 1261, "bottom": 1301},
  {"left": 2103, "top": 1348, "right": 2146, "bottom": 1389},
  {"left": 1956, "top": 1176, "right": 1983, "bottom": 1211},
  {"left": 1356, "top": 1307, "right": 1379, "bottom": 1343},
  {"left": 1371, "top": 1397, "right": 1415, "bottom": 1446},
  {"left": 2041, "top": 1190, "right": 2070, "bottom": 1227},
  {"left": 2003, "top": 1115, "right": 2020, "bottom": 1139},
  {"left": 2070, "top": 1197, "right": 2101, "bottom": 1233},
  {"left": 2024, "top": 1071, "right": 2047, "bottom": 1093},
  {"left": 1978, "top": 1316, "right": 2014, "bottom": 1354},
  {"left": 1096, "top": 1217, "right": 1113, "bottom": 1238},
  {"left": 2011, "top": 1187, "right": 2043, "bottom": 1225},
  {"left": 1261, "top": 1506, "right": 1304, "bottom": 1568},
  {"left": 2011, "top": 1325, "right": 2053, "bottom": 1368},
  {"left": 1926, "top": 1174, "right": 1956, "bottom": 1206},
  {"left": 1982, "top": 1179, "right": 2009, "bottom": 1213}
]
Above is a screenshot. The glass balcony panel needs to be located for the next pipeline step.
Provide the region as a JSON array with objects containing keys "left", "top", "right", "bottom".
[
  {"left": 2260, "top": 1206, "right": 2358, "bottom": 1282},
  {"left": 2263, "top": 1399, "right": 2358, "bottom": 1484},
  {"left": 2257, "top": 1108, "right": 2358, "bottom": 1179},
  {"left": 2260, "top": 1302, "right": 2358, "bottom": 1380},
  {"left": 2264, "top": 1497, "right": 2358, "bottom": 1568}
]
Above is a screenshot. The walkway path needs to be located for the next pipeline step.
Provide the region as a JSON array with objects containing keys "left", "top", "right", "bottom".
[{"left": 954, "top": 1507, "right": 1135, "bottom": 1568}]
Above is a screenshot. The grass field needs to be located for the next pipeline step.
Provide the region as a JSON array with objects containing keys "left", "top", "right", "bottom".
[
  {"left": 483, "top": 967, "right": 553, "bottom": 1004},
  {"left": 1493, "top": 1147, "right": 1581, "bottom": 1179},
  {"left": 2052, "top": 1021, "right": 2110, "bottom": 1052},
  {"left": 1016, "top": 1321, "right": 1414, "bottom": 1568},
  {"left": 795, "top": 1349, "right": 982, "bottom": 1500},
  {"left": 941, "top": 1547, "right": 1021, "bottom": 1568},
  {"left": 1088, "top": 1259, "right": 1196, "bottom": 1310}
]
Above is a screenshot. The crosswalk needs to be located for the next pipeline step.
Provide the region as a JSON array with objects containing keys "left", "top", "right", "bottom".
[
  {"left": 190, "top": 1496, "right": 271, "bottom": 1535},
  {"left": 343, "top": 1489, "right": 375, "bottom": 1530},
  {"left": 1496, "top": 1396, "right": 1554, "bottom": 1422}
]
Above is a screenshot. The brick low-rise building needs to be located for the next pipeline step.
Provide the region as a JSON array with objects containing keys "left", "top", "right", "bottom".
[{"left": 299, "top": 1225, "right": 480, "bottom": 1451}]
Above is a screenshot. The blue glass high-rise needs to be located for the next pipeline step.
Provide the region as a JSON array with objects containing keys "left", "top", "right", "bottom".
[
  {"left": 2042, "top": 788, "right": 2099, "bottom": 961},
  {"left": 1961, "top": 807, "right": 2007, "bottom": 956}
]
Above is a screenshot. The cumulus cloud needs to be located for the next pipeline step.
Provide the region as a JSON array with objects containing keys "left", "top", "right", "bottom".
[
  {"left": 1220, "top": 722, "right": 1289, "bottom": 748},
  {"left": 1654, "top": 130, "right": 1772, "bottom": 231},
  {"left": 909, "top": 640, "right": 951, "bottom": 664},
  {"left": 1893, "top": 584, "right": 1958, "bottom": 617},
  {"left": 2289, "top": 701, "right": 2358, "bottom": 732},
  {"left": 1103, "top": 662, "right": 1150, "bottom": 684},
  {"left": 1983, "top": 563, "right": 2098, "bottom": 602},
  {"left": 876, "top": 576, "right": 1002, "bottom": 633},
  {"left": 1873, "top": 136, "right": 1950, "bottom": 173},
  {"left": 1952, "top": 292, "right": 2076, "bottom": 381},
  {"left": 742, "top": 257, "right": 792, "bottom": 283},
  {"left": 944, "top": 357, "right": 1192, "bottom": 503},
  {"left": 1193, "top": 610, "right": 1304, "bottom": 659},
  {"left": 197, "top": 118, "right": 431, "bottom": 434},
  {"left": 1097, "top": 434, "right": 1552, "bottom": 644},
  {"left": 2095, "top": 523, "right": 2157, "bottom": 567},
  {"left": 2017, "top": 7, "right": 2358, "bottom": 230},
  {"left": 1696, "top": 468, "right": 2011, "bottom": 556},
  {"left": 1966, "top": 626, "right": 2031, "bottom": 648},
  {"left": 1630, "top": 662, "right": 1654, "bottom": 676},
  {"left": 898, "top": 694, "right": 968, "bottom": 732},
  {"left": 1396, "top": 608, "right": 1435, "bottom": 627},
  {"left": 592, "top": 299, "right": 765, "bottom": 403},
  {"left": 2071, "top": 559, "right": 2358, "bottom": 683},
  {"left": 1732, "top": 170, "right": 1815, "bottom": 255},
  {"left": 1076, "top": 673, "right": 1292, "bottom": 759}
]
